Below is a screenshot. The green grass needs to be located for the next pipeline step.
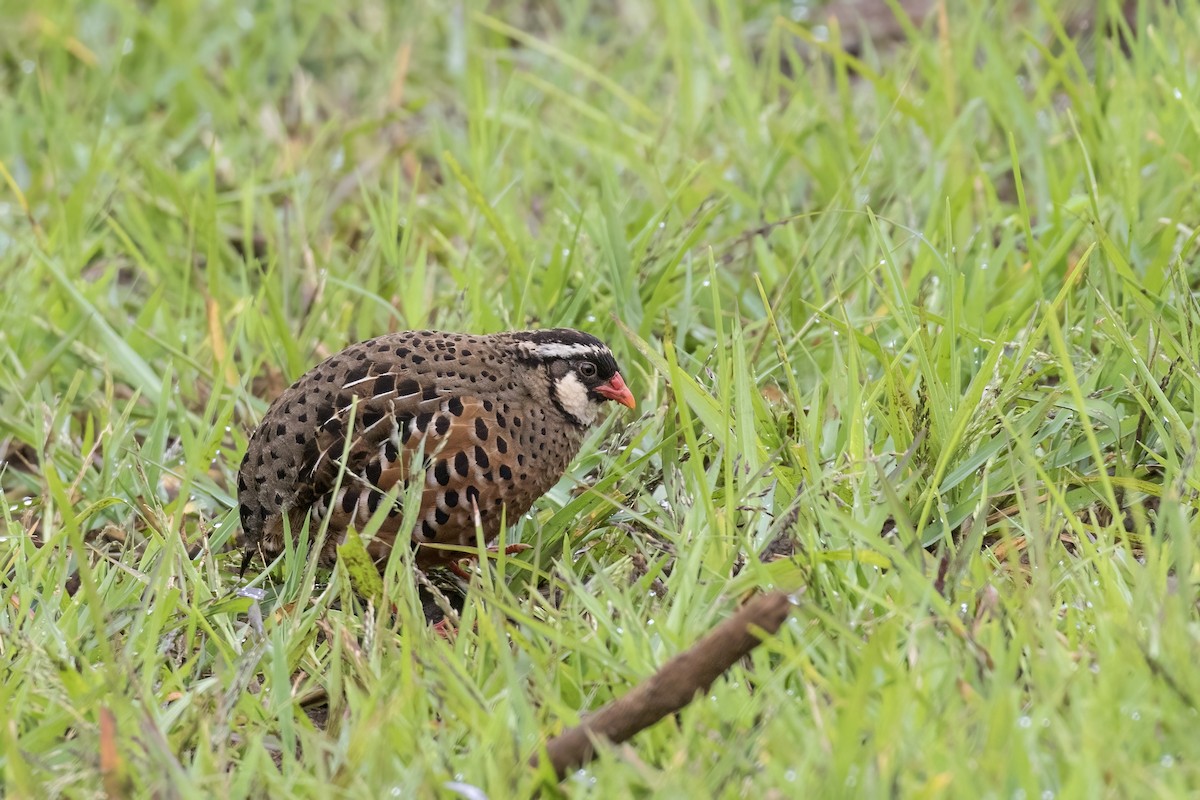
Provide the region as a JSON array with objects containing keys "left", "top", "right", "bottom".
[{"left": 2, "top": 0, "right": 1200, "bottom": 796}]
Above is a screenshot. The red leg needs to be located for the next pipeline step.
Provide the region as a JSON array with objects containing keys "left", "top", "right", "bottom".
[
  {"left": 430, "top": 617, "right": 456, "bottom": 639},
  {"left": 489, "top": 543, "right": 532, "bottom": 557}
]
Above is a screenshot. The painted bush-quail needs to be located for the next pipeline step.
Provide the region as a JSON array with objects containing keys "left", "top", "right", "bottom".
[{"left": 237, "top": 328, "right": 635, "bottom": 572}]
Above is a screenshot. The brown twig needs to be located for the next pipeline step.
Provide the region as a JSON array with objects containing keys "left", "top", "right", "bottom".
[{"left": 532, "top": 591, "right": 793, "bottom": 781}]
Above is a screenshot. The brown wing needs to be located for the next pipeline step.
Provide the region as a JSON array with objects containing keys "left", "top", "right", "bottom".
[
  {"left": 237, "top": 331, "right": 572, "bottom": 567},
  {"left": 299, "top": 382, "right": 537, "bottom": 566},
  {"left": 238, "top": 344, "right": 451, "bottom": 560}
]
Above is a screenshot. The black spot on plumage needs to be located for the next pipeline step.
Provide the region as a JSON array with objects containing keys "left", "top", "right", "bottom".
[
  {"left": 444, "top": 489, "right": 459, "bottom": 507},
  {"left": 365, "top": 459, "right": 382, "bottom": 485},
  {"left": 275, "top": 423, "right": 287, "bottom": 436},
  {"left": 482, "top": 399, "right": 494, "bottom": 412},
  {"left": 395, "top": 347, "right": 410, "bottom": 358},
  {"left": 422, "top": 386, "right": 440, "bottom": 402},
  {"left": 475, "top": 418, "right": 489, "bottom": 441},
  {"left": 414, "top": 412, "right": 433, "bottom": 431},
  {"left": 434, "top": 415, "right": 451, "bottom": 436},
  {"left": 325, "top": 433, "right": 345, "bottom": 460},
  {"left": 465, "top": 485, "right": 480, "bottom": 508},
  {"left": 496, "top": 411, "right": 507, "bottom": 428},
  {"left": 384, "top": 439, "right": 399, "bottom": 462},
  {"left": 373, "top": 373, "right": 394, "bottom": 396},
  {"left": 434, "top": 460, "right": 451, "bottom": 486},
  {"left": 496, "top": 436, "right": 508, "bottom": 454},
  {"left": 294, "top": 433, "right": 305, "bottom": 444},
  {"left": 517, "top": 453, "right": 526, "bottom": 466},
  {"left": 276, "top": 467, "right": 287, "bottom": 480},
  {"left": 499, "top": 464, "right": 512, "bottom": 480},
  {"left": 454, "top": 451, "right": 470, "bottom": 477},
  {"left": 435, "top": 508, "right": 450, "bottom": 525},
  {"left": 474, "top": 446, "right": 490, "bottom": 469},
  {"left": 448, "top": 397, "right": 464, "bottom": 416},
  {"left": 421, "top": 519, "right": 437, "bottom": 539},
  {"left": 322, "top": 415, "right": 343, "bottom": 436},
  {"left": 342, "top": 489, "right": 359, "bottom": 513},
  {"left": 396, "top": 378, "right": 420, "bottom": 397},
  {"left": 362, "top": 408, "right": 385, "bottom": 428},
  {"left": 239, "top": 503, "right": 251, "bottom": 521},
  {"left": 366, "top": 491, "right": 382, "bottom": 513},
  {"left": 297, "top": 412, "right": 308, "bottom": 423},
  {"left": 344, "top": 364, "right": 369, "bottom": 385},
  {"left": 411, "top": 355, "right": 425, "bottom": 365}
]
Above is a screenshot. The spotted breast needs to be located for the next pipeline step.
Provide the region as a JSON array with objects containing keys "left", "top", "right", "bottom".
[{"left": 237, "top": 328, "right": 635, "bottom": 570}]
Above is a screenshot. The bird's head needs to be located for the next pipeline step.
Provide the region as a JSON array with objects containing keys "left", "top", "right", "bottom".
[{"left": 510, "top": 328, "right": 636, "bottom": 427}]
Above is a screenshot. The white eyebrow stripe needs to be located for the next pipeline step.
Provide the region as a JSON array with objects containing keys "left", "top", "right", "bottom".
[{"left": 527, "top": 342, "right": 606, "bottom": 359}]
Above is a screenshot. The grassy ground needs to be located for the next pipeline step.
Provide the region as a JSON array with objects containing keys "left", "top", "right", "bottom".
[{"left": 2, "top": 0, "right": 1199, "bottom": 796}]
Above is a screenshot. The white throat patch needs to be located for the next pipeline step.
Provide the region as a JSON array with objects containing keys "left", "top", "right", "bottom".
[{"left": 552, "top": 372, "right": 599, "bottom": 426}]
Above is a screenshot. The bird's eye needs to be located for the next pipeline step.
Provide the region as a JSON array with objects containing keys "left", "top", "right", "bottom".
[{"left": 578, "top": 361, "right": 598, "bottom": 379}]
